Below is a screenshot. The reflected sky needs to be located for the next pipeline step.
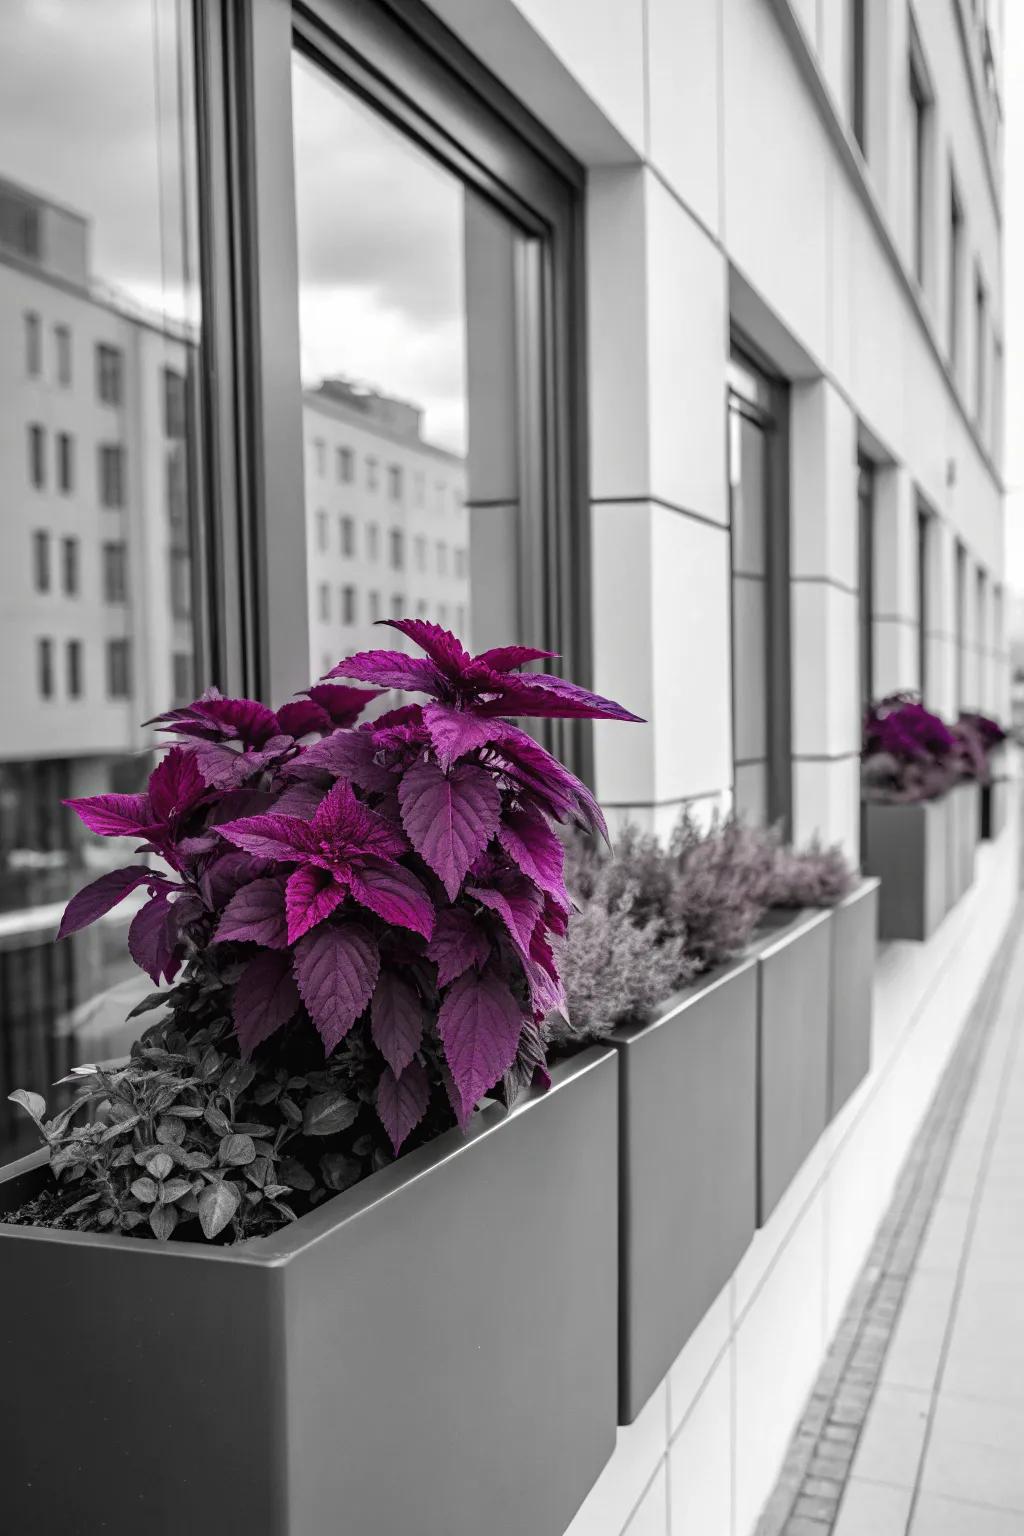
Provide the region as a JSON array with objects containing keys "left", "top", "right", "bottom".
[{"left": 292, "top": 54, "right": 467, "bottom": 456}]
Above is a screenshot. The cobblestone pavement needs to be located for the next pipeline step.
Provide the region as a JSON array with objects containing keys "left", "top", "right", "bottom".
[{"left": 757, "top": 892, "right": 1024, "bottom": 1536}]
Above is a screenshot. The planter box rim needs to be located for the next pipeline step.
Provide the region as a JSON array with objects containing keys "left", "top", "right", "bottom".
[
  {"left": 609, "top": 951, "right": 757, "bottom": 1047},
  {"left": 0, "top": 1044, "right": 615, "bottom": 1268},
  {"left": 838, "top": 875, "right": 880, "bottom": 909},
  {"left": 752, "top": 904, "right": 831, "bottom": 960}
]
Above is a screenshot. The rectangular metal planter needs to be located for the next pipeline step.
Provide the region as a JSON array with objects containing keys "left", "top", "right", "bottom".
[
  {"left": 0, "top": 1047, "right": 618, "bottom": 1536},
  {"left": 946, "top": 781, "right": 979, "bottom": 907},
  {"left": 862, "top": 796, "right": 949, "bottom": 941},
  {"left": 828, "top": 878, "right": 879, "bottom": 1119},
  {"left": 754, "top": 907, "right": 833, "bottom": 1225},
  {"left": 610, "top": 956, "right": 757, "bottom": 1424},
  {"left": 981, "top": 775, "right": 1009, "bottom": 840}
]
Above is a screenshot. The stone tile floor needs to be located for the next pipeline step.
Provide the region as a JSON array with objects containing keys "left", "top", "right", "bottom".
[{"left": 759, "top": 894, "right": 1024, "bottom": 1536}]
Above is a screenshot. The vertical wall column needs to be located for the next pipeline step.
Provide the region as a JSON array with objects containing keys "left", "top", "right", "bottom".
[
  {"left": 788, "top": 380, "right": 859, "bottom": 858},
  {"left": 587, "top": 166, "right": 733, "bottom": 840},
  {"left": 872, "top": 464, "right": 919, "bottom": 697},
  {"left": 926, "top": 518, "right": 957, "bottom": 717}
]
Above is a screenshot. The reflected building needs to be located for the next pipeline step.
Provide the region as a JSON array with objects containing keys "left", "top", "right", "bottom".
[{"left": 302, "top": 377, "right": 469, "bottom": 680}]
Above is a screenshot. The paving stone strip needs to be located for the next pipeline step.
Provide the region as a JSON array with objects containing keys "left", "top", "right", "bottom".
[{"left": 755, "top": 889, "right": 1023, "bottom": 1536}]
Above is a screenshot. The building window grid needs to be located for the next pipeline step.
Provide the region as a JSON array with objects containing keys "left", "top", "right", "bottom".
[
  {"left": 54, "top": 324, "right": 72, "bottom": 387},
  {"left": 96, "top": 343, "right": 123, "bottom": 406},
  {"left": 98, "top": 444, "right": 126, "bottom": 509},
  {"left": 32, "top": 530, "right": 50, "bottom": 593},
  {"left": 106, "top": 638, "right": 132, "bottom": 699},
  {"left": 66, "top": 639, "right": 83, "bottom": 699},
  {"left": 37, "top": 637, "right": 54, "bottom": 700},
  {"left": 103, "top": 541, "right": 128, "bottom": 603},
  {"left": 340, "top": 515, "right": 355, "bottom": 557},
  {"left": 25, "top": 311, "right": 41, "bottom": 377},
  {"left": 57, "top": 431, "right": 73, "bottom": 494},
  {"left": 62, "top": 536, "right": 79, "bottom": 597},
  {"left": 28, "top": 423, "right": 45, "bottom": 488}
]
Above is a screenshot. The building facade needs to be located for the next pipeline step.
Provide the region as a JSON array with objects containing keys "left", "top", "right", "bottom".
[{"left": 0, "top": 1, "right": 1010, "bottom": 1532}]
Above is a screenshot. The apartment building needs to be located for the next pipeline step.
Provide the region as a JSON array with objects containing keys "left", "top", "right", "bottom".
[{"left": 0, "top": 1, "right": 1011, "bottom": 1531}]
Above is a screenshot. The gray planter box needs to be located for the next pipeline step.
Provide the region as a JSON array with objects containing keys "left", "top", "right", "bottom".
[
  {"left": 0, "top": 1048, "right": 618, "bottom": 1536},
  {"left": 754, "top": 908, "right": 833, "bottom": 1225},
  {"left": 862, "top": 796, "right": 949, "bottom": 941},
  {"left": 946, "top": 781, "right": 979, "bottom": 907},
  {"left": 610, "top": 957, "right": 757, "bottom": 1424},
  {"left": 981, "top": 775, "right": 1009, "bottom": 840},
  {"left": 829, "top": 879, "right": 879, "bottom": 1118}
]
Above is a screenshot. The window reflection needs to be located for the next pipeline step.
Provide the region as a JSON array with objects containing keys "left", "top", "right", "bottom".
[
  {"left": 292, "top": 55, "right": 475, "bottom": 676},
  {"left": 0, "top": 0, "right": 202, "bottom": 1153}
]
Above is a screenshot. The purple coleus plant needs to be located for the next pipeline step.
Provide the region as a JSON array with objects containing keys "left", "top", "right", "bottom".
[
  {"left": 952, "top": 711, "right": 1007, "bottom": 786},
  {"left": 862, "top": 693, "right": 960, "bottom": 802},
  {"left": 57, "top": 621, "right": 639, "bottom": 1157}
]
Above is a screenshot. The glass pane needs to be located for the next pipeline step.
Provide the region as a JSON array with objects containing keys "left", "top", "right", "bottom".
[
  {"left": 0, "top": 1, "right": 202, "bottom": 1155},
  {"left": 730, "top": 393, "right": 771, "bottom": 824},
  {"left": 291, "top": 52, "right": 525, "bottom": 686}
]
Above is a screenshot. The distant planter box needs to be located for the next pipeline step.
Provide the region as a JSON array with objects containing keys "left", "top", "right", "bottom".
[
  {"left": 981, "top": 774, "right": 1009, "bottom": 841},
  {"left": 862, "top": 796, "right": 949, "bottom": 941},
  {"left": 829, "top": 879, "right": 879, "bottom": 1119},
  {"left": 611, "top": 956, "right": 757, "bottom": 1424},
  {"left": 946, "top": 781, "right": 979, "bottom": 907},
  {"left": 0, "top": 1048, "right": 618, "bottom": 1536},
  {"left": 754, "top": 908, "right": 833, "bottom": 1225}
]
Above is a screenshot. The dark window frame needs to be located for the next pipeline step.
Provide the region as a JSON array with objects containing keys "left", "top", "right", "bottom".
[
  {"left": 948, "top": 166, "right": 963, "bottom": 370},
  {"left": 857, "top": 452, "right": 875, "bottom": 710},
  {"left": 193, "top": 0, "right": 590, "bottom": 775},
  {"left": 849, "top": 0, "right": 867, "bottom": 155},
  {"left": 908, "top": 35, "right": 932, "bottom": 290},
  {"left": 917, "top": 503, "right": 931, "bottom": 700},
  {"left": 728, "top": 335, "right": 792, "bottom": 839}
]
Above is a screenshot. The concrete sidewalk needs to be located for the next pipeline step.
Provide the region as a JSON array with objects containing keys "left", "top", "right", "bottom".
[
  {"left": 760, "top": 896, "right": 1024, "bottom": 1536},
  {"left": 834, "top": 914, "right": 1024, "bottom": 1535}
]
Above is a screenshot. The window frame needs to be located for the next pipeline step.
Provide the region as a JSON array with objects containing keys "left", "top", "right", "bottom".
[
  {"left": 727, "top": 336, "right": 792, "bottom": 839},
  {"left": 193, "top": 0, "right": 590, "bottom": 775}
]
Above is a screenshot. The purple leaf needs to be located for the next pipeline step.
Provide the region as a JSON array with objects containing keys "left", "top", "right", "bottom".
[
  {"left": 149, "top": 689, "right": 281, "bottom": 747},
  {"left": 218, "top": 812, "right": 317, "bottom": 863},
  {"left": 128, "top": 894, "right": 180, "bottom": 985},
  {"left": 376, "top": 1058, "right": 430, "bottom": 1154},
  {"left": 64, "top": 791, "right": 152, "bottom": 839},
  {"left": 438, "top": 970, "right": 526, "bottom": 1123},
  {"left": 233, "top": 950, "right": 301, "bottom": 1058},
  {"left": 325, "top": 649, "right": 444, "bottom": 695},
  {"left": 370, "top": 971, "right": 424, "bottom": 1075},
  {"left": 490, "top": 726, "right": 609, "bottom": 841},
  {"left": 347, "top": 859, "right": 435, "bottom": 939},
  {"left": 472, "top": 644, "right": 559, "bottom": 672},
  {"left": 380, "top": 619, "right": 473, "bottom": 676},
  {"left": 284, "top": 867, "right": 346, "bottom": 944},
  {"left": 57, "top": 866, "right": 160, "bottom": 939},
  {"left": 271, "top": 780, "right": 327, "bottom": 819},
  {"left": 524, "top": 925, "right": 566, "bottom": 1018},
  {"left": 478, "top": 671, "right": 644, "bottom": 723},
  {"left": 398, "top": 759, "right": 502, "bottom": 900},
  {"left": 148, "top": 746, "right": 206, "bottom": 821},
  {"left": 466, "top": 878, "right": 543, "bottom": 960},
  {"left": 313, "top": 778, "right": 408, "bottom": 861},
  {"left": 275, "top": 699, "right": 332, "bottom": 739},
  {"left": 305, "top": 683, "right": 384, "bottom": 726},
  {"left": 296, "top": 729, "right": 396, "bottom": 792},
  {"left": 497, "top": 805, "right": 568, "bottom": 908},
  {"left": 198, "top": 850, "right": 270, "bottom": 910},
  {"left": 422, "top": 701, "right": 502, "bottom": 770},
  {"left": 426, "top": 907, "right": 492, "bottom": 986},
  {"left": 214, "top": 876, "right": 289, "bottom": 949},
  {"left": 294, "top": 923, "right": 380, "bottom": 1053}
]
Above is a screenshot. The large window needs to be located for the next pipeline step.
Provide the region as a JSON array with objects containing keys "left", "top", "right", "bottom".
[
  {"left": 849, "top": 0, "right": 867, "bottom": 155},
  {"left": 728, "top": 345, "right": 791, "bottom": 833},
  {"left": 909, "top": 41, "right": 931, "bottom": 288},
  {"left": 0, "top": 1, "right": 202, "bottom": 1157},
  {"left": 948, "top": 170, "right": 963, "bottom": 370},
  {"left": 917, "top": 505, "right": 931, "bottom": 699},
  {"left": 954, "top": 539, "right": 967, "bottom": 710},
  {"left": 858, "top": 453, "right": 875, "bottom": 709},
  {"left": 284, "top": 7, "right": 586, "bottom": 762}
]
